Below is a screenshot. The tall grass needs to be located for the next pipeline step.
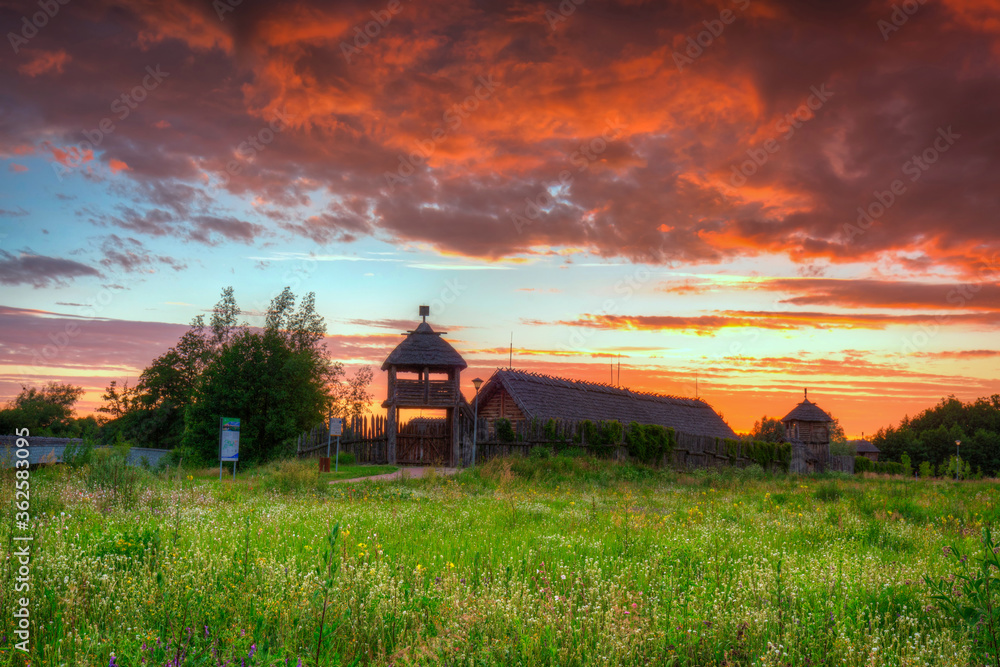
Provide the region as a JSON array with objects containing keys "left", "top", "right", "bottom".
[{"left": 0, "top": 455, "right": 994, "bottom": 665}]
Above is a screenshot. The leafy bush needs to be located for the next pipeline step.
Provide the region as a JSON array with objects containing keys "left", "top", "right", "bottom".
[
  {"left": 623, "top": 423, "right": 674, "bottom": 464},
  {"left": 557, "top": 447, "right": 586, "bottom": 459},
  {"left": 543, "top": 418, "right": 565, "bottom": 443},
  {"left": 854, "top": 456, "right": 874, "bottom": 473},
  {"left": 495, "top": 418, "right": 516, "bottom": 443},
  {"left": 62, "top": 439, "right": 95, "bottom": 468},
  {"left": 87, "top": 443, "right": 142, "bottom": 508},
  {"left": 875, "top": 461, "right": 905, "bottom": 475},
  {"left": 575, "top": 420, "right": 599, "bottom": 445},
  {"left": 529, "top": 446, "right": 551, "bottom": 460},
  {"left": 900, "top": 452, "right": 912, "bottom": 477},
  {"left": 738, "top": 463, "right": 767, "bottom": 481},
  {"left": 919, "top": 460, "right": 934, "bottom": 478},
  {"left": 744, "top": 440, "right": 791, "bottom": 471},
  {"left": 598, "top": 420, "right": 623, "bottom": 445}
]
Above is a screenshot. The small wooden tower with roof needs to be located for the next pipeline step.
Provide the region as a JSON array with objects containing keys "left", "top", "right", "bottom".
[
  {"left": 381, "top": 306, "right": 468, "bottom": 465},
  {"left": 782, "top": 389, "right": 833, "bottom": 472}
]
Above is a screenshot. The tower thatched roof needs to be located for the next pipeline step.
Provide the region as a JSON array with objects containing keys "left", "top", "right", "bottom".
[
  {"left": 381, "top": 321, "right": 467, "bottom": 371},
  {"left": 781, "top": 391, "right": 833, "bottom": 423}
]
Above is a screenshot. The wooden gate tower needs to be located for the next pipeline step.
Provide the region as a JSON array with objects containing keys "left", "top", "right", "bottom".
[{"left": 382, "top": 306, "right": 468, "bottom": 465}]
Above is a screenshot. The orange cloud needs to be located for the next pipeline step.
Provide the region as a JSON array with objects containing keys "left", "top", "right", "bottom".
[{"left": 17, "top": 50, "right": 71, "bottom": 77}]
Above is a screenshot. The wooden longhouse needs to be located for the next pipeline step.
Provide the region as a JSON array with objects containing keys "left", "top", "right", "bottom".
[
  {"left": 472, "top": 368, "right": 737, "bottom": 440},
  {"left": 852, "top": 437, "right": 880, "bottom": 462}
]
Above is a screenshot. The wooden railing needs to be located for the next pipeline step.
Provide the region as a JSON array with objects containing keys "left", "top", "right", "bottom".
[{"left": 392, "top": 380, "right": 456, "bottom": 406}]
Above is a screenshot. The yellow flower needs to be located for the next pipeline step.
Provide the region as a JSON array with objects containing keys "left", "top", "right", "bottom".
[{"left": 416, "top": 564, "right": 423, "bottom": 572}]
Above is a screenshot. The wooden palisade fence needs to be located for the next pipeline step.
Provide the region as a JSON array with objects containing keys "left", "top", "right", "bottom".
[
  {"left": 296, "top": 414, "right": 851, "bottom": 473},
  {"left": 297, "top": 415, "right": 388, "bottom": 464}
]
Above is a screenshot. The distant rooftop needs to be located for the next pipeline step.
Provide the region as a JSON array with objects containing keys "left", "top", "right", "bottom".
[{"left": 474, "top": 368, "right": 737, "bottom": 440}]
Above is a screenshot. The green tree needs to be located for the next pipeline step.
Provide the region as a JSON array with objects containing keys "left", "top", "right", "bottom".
[
  {"left": 336, "top": 366, "right": 374, "bottom": 422},
  {"left": 180, "top": 287, "right": 337, "bottom": 465},
  {"left": 750, "top": 416, "right": 786, "bottom": 443},
  {"left": 0, "top": 382, "right": 85, "bottom": 436},
  {"left": 872, "top": 394, "right": 1000, "bottom": 474},
  {"left": 97, "top": 380, "right": 139, "bottom": 420},
  {"left": 99, "top": 313, "right": 214, "bottom": 449}
]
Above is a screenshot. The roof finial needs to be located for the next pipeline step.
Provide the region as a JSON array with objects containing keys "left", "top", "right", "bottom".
[
  {"left": 804, "top": 388, "right": 808, "bottom": 401},
  {"left": 419, "top": 305, "right": 429, "bottom": 323}
]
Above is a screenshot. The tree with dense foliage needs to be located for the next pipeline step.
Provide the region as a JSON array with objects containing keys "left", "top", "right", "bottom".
[
  {"left": 98, "top": 287, "right": 374, "bottom": 460},
  {"left": 872, "top": 394, "right": 1000, "bottom": 475},
  {"left": 0, "top": 382, "right": 97, "bottom": 437},
  {"left": 177, "top": 287, "right": 351, "bottom": 465},
  {"left": 747, "top": 416, "right": 785, "bottom": 443}
]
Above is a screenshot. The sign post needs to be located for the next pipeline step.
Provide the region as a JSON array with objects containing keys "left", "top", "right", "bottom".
[
  {"left": 219, "top": 417, "right": 240, "bottom": 480},
  {"left": 330, "top": 417, "right": 343, "bottom": 472}
]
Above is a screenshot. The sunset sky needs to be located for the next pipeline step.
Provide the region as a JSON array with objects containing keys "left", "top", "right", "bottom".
[{"left": 2, "top": 0, "right": 999, "bottom": 437}]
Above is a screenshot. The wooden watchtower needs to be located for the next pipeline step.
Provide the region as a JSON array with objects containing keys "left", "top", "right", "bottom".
[
  {"left": 782, "top": 389, "right": 833, "bottom": 472},
  {"left": 381, "top": 307, "right": 468, "bottom": 465}
]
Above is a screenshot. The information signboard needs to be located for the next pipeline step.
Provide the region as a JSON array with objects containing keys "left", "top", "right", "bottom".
[{"left": 220, "top": 417, "right": 240, "bottom": 462}]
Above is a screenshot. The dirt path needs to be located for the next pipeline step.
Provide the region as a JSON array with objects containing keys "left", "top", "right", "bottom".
[{"left": 329, "top": 466, "right": 459, "bottom": 484}]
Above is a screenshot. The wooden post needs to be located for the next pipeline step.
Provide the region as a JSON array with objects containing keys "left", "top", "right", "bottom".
[{"left": 387, "top": 406, "right": 397, "bottom": 464}]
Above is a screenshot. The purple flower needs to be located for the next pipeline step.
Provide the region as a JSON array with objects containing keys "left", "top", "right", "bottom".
[{"left": 249, "top": 644, "right": 256, "bottom": 658}]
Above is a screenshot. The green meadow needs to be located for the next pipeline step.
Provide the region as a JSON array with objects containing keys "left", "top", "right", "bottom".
[{"left": 1, "top": 455, "right": 998, "bottom": 666}]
